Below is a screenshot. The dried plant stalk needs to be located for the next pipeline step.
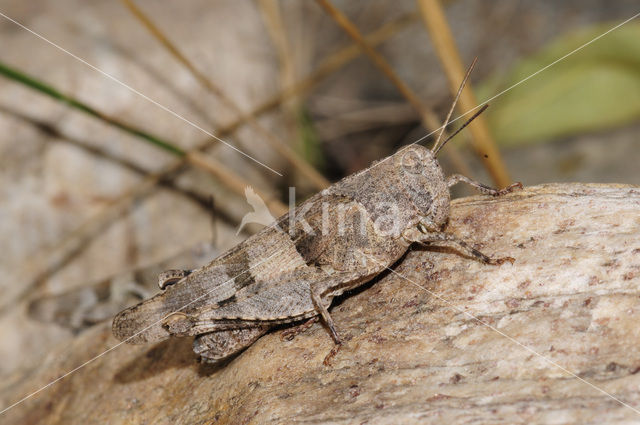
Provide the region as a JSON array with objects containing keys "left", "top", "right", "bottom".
[
  {"left": 417, "top": 0, "right": 511, "bottom": 186},
  {"left": 314, "top": 0, "right": 472, "bottom": 178},
  {"left": 122, "top": 0, "right": 330, "bottom": 190},
  {"left": 256, "top": 0, "right": 296, "bottom": 108},
  {"left": 212, "top": 11, "right": 418, "bottom": 140},
  {"left": 0, "top": 60, "right": 286, "bottom": 214}
]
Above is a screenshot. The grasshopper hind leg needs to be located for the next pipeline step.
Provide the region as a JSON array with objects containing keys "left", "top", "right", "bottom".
[
  {"left": 308, "top": 271, "right": 370, "bottom": 346},
  {"left": 193, "top": 326, "right": 269, "bottom": 363},
  {"left": 310, "top": 289, "right": 342, "bottom": 345},
  {"left": 280, "top": 317, "right": 319, "bottom": 341}
]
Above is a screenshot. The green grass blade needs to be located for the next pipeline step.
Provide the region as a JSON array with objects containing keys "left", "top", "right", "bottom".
[{"left": 0, "top": 60, "right": 186, "bottom": 156}]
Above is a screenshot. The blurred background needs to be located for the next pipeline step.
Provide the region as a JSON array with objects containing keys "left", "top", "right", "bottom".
[{"left": 1, "top": 0, "right": 639, "bottom": 385}]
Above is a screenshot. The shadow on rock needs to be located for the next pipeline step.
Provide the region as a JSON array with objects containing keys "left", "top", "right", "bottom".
[{"left": 114, "top": 337, "right": 196, "bottom": 383}]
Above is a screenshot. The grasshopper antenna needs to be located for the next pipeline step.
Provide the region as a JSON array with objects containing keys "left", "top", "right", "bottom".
[
  {"left": 431, "top": 57, "right": 478, "bottom": 155},
  {"left": 433, "top": 103, "right": 489, "bottom": 156}
]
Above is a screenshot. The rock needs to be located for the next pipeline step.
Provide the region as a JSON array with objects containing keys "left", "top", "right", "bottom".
[{"left": 3, "top": 183, "right": 640, "bottom": 424}]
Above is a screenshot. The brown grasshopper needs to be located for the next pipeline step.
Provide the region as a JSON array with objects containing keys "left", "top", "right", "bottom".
[{"left": 112, "top": 63, "right": 522, "bottom": 362}]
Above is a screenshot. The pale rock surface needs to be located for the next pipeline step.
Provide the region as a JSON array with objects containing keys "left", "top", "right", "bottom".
[{"left": 2, "top": 183, "right": 640, "bottom": 424}]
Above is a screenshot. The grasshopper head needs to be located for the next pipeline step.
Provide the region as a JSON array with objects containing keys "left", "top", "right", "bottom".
[{"left": 396, "top": 145, "right": 450, "bottom": 230}]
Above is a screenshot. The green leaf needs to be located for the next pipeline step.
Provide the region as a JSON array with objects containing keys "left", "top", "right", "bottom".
[{"left": 476, "top": 23, "right": 640, "bottom": 147}]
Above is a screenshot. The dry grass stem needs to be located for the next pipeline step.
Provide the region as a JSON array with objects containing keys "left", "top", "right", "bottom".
[
  {"left": 417, "top": 0, "right": 511, "bottom": 186},
  {"left": 122, "top": 0, "right": 329, "bottom": 190},
  {"left": 257, "top": 0, "right": 297, "bottom": 111},
  {"left": 210, "top": 11, "right": 419, "bottom": 141},
  {"left": 314, "top": 0, "right": 472, "bottom": 177},
  {"left": 0, "top": 58, "right": 283, "bottom": 218},
  {"left": 186, "top": 152, "right": 288, "bottom": 216},
  {"left": 316, "top": 0, "right": 440, "bottom": 130}
]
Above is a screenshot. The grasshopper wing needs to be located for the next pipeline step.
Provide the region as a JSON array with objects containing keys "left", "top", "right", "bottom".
[{"left": 113, "top": 226, "right": 307, "bottom": 343}]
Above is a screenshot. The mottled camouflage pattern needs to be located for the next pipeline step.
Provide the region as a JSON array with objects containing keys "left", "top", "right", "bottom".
[{"left": 113, "top": 145, "right": 519, "bottom": 362}]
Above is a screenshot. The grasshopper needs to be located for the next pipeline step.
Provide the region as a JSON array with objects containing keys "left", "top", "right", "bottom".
[{"left": 112, "top": 62, "right": 522, "bottom": 362}]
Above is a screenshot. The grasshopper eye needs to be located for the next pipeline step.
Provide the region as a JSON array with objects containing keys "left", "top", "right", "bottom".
[{"left": 400, "top": 149, "right": 423, "bottom": 174}]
